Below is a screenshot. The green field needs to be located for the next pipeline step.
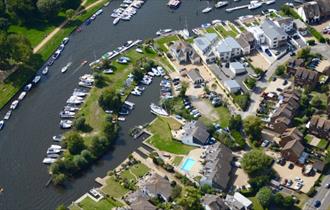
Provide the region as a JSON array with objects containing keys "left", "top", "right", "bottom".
[
  {"left": 172, "top": 156, "right": 183, "bottom": 166},
  {"left": 155, "top": 35, "right": 180, "bottom": 52},
  {"left": 101, "top": 176, "right": 129, "bottom": 198},
  {"left": 78, "top": 196, "right": 122, "bottom": 210},
  {"left": 147, "top": 117, "right": 194, "bottom": 154}
]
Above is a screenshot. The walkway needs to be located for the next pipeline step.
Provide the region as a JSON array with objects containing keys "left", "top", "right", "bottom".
[{"left": 33, "top": 0, "right": 106, "bottom": 53}]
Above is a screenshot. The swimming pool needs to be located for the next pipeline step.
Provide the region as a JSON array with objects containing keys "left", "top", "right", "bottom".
[{"left": 181, "top": 158, "right": 196, "bottom": 172}]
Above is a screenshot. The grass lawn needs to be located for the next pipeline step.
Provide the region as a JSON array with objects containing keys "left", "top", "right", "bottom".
[
  {"left": 228, "top": 23, "right": 240, "bottom": 35},
  {"left": 317, "top": 138, "right": 328, "bottom": 150},
  {"left": 147, "top": 117, "right": 194, "bottom": 154},
  {"left": 155, "top": 35, "right": 179, "bottom": 52},
  {"left": 172, "top": 156, "right": 183, "bottom": 166},
  {"left": 78, "top": 196, "right": 122, "bottom": 210},
  {"left": 305, "top": 134, "right": 313, "bottom": 144},
  {"left": 130, "top": 163, "right": 149, "bottom": 178},
  {"left": 101, "top": 176, "right": 129, "bottom": 198},
  {"left": 121, "top": 169, "right": 136, "bottom": 181},
  {"left": 215, "top": 106, "right": 231, "bottom": 128},
  {"left": 205, "top": 27, "right": 220, "bottom": 37},
  {"left": 214, "top": 25, "right": 237, "bottom": 38},
  {"left": 249, "top": 197, "right": 264, "bottom": 210}
]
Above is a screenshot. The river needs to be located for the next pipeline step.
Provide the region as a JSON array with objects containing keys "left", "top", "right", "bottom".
[{"left": 0, "top": 0, "right": 295, "bottom": 209}]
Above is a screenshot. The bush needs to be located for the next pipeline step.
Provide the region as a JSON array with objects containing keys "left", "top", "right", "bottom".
[
  {"left": 241, "top": 150, "right": 273, "bottom": 176},
  {"left": 307, "top": 186, "right": 317, "bottom": 197},
  {"left": 256, "top": 187, "right": 272, "bottom": 207},
  {"left": 233, "top": 94, "right": 250, "bottom": 111},
  {"left": 52, "top": 173, "right": 67, "bottom": 186},
  {"left": 275, "top": 65, "right": 286, "bottom": 76},
  {"left": 73, "top": 116, "right": 91, "bottom": 132},
  {"left": 244, "top": 77, "right": 256, "bottom": 89},
  {"left": 308, "top": 26, "right": 326, "bottom": 43},
  {"left": 307, "top": 39, "right": 316, "bottom": 46}
]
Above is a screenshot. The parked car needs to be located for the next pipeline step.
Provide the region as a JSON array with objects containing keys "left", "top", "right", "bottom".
[
  {"left": 314, "top": 200, "right": 321, "bottom": 208},
  {"left": 265, "top": 49, "right": 272, "bottom": 57},
  {"left": 261, "top": 140, "right": 270, "bottom": 147},
  {"left": 288, "top": 163, "right": 294, "bottom": 169}
]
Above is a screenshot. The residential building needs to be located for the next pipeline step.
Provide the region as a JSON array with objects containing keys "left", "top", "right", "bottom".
[
  {"left": 174, "top": 121, "right": 210, "bottom": 146},
  {"left": 260, "top": 19, "right": 287, "bottom": 49},
  {"left": 169, "top": 41, "right": 201, "bottom": 65},
  {"left": 239, "top": 31, "right": 256, "bottom": 50},
  {"left": 223, "top": 80, "right": 241, "bottom": 93},
  {"left": 315, "top": 0, "right": 330, "bottom": 18},
  {"left": 308, "top": 116, "right": 330, "bottom": 140},
  {"left": 236, "top": 35, "right": 251, "bottom": 55},
  {"left": 297, "top": 1, "right": 321, "bottom": 23},
  {"left": 293, "top": 19, "right": 308, "bottom": 36},
  {"left": 187, "top": 68, "right": 205, "bottom": 84},
  {"left": 247, "top": 26, "right": 265, "bottom": 46},
  {"left": 225, "top": 192, "right": 252, "bottom": 210},
  {"left": 140, "top": 173, "right": 173, "bottom": 201},
  {"left": 294, "top": 67, "right": 319, "bottom": 88},
  {"left": 275, "top": 17, "right": 294, "bottom": 33},
  {"left": 214, "top": 37, "right": 242, "bottom": 61},
  {"left": 280, "top": 127, "right": 303, "bottom": 147},
  {"left": 200, "top": 143, "right": 233, "bottom": 191},
  {"left": 193, "top": 33, "right": 218, "bottom": 63},
  {"left": 281, "top": 139, "right": 305, "bottom": 163},
  {"left": 125, "top": 191, "right": 156, "bottom": 210},
  {"left": 229, "top": 62, "right": 246, "bottom": 76},
  {"left": 202, "top": 194, "right": 229, "bottom": 210}
]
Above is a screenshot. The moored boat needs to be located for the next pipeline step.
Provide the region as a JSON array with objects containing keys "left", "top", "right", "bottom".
[
  {"left": 150, "top": 103, "right": 168, "bottom": 116},
  {"left": 202, "top": 7, "right": 213, "bottom": 13},
  {"left": 215, "top": 1, "right": 228, "bottom": 8}
]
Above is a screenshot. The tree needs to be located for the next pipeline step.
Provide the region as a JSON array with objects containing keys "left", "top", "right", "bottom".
[
  {"left": 171, "top": 185, "right": 182, "bottom": 199},
  {"left": 256, "top": 187, "right": 272, "bottom": 207},
  {"left": 64, "top": 132, "right": 85, "bottom": 155},
  {"left": 73, "top": 116, "right": 91, "bottom": 132},
  {"left": 65, "top": 8, "right": 75, "bottom": 20},
  {"left": 234, "top": 94, "right": 250, "bottom": 111},
  {"left": 94, "top": 72, "right": 106, "bottom": 88},
  {"left": 243, "top": 115, "right": 262, "bottom": 141},
  {"left": 283, "top": 196, "right": 295, "bottom": 207},
  {"left": 98, "top": 90, "right": 122, "bottom": 113},
  {"left": 132, "top": 67, "right": 145, "bottom": 83},
  {"left": 73, "top": 155, "right": 88, "bottom": 169},
  {"left": 89, "top": 136, "right": 107, "bottom": 157},
  {"left": 311, "top": 95, "right": 322, "bottom": 109},
  {"left": 273, "top": 193, "right": 284, "bottom": 206},
  {"left": 81, "top": 149, "right": 94, "bottom": 162},
  {"left": 229, "top": 115, "right": 243, "bottom": 131},
  {"left": 56, "top": 204, "right": 67, "bottom": 210},
  {"left": 241, "top": 150, "right": 273, "bottom": 176},
  {"left": 248, "top": 175, "right": 271, "bottom": 192},
  {"left": 52, "top": 173, "right": 67, "bottom": 186},
  {"left": 244, "top": 77, "right": 256, "bottom": 89},
  {"left": 297, "top": 47, "right": 311, "bottom": 60},
  {"left": 180, "top": 81, "right": 189, "bottom": 98},
  {"left": 7, "top": 0, "right": 36, "bottom": 20},
  {"left": 177, "top": 187, "right": 203, "bottom": 210},
  {"left": 275, "top": 65, "right": 286, "bottom": 76},
  {"left": 37, "top": 0, "right": 62, "bottom": 18}
]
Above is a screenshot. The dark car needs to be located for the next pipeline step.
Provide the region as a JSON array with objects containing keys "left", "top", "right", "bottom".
[
  {"left": 283, "top": 79, "right": 288, "bottom": 86},
  {"left": 47, "top": 58, "right": 55, "bottom": 66},
  {"left": 276, "top": 88, "right": 283, "bottom": 92},
  {"left": 272, "top": 77, "right": 277, "bottom": 81},
  {"left": 288, "top": 163, "right": 294, "bottom": 169},
  {"left": 314, "top": 200, "right": 321, "bottom": 208},
  {"left": 290, "top": 52, "right": 296, "bottom": 56},
  {"left": 265, "top": 49, "right": 272, "bottom": 57}
]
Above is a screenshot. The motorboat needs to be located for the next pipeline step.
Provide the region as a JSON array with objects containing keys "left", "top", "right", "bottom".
[
  {"left": 121, "top": 14, "right": 131, "bottom": 21},
  {"left": 0, "top": 120, "right": 4, "bottom": 130},
  {"left": 118, "top": 117, "right": 126, "bottom": 121},
  {"left": 61, "top": 62, "right": 72, "bottom": 73},
  {"left": 32, "top": 75, "right": 41, "bottom": 84},
  {"left": 90, "top": 14, "right": 97, "bottom": 20},
  {"left": 62, "top": 37, "right": 69, "bottom": 45},
  {"left": 52, "top": 50, "right": 61, "bottom": 60},
  {"left": 120, "top": 3, "right": 130, "bottom": 8},
  {"left": 18, "top": 92, "right": 27, "bottom": 101},
  {"left": 123, "top": 0, "right": 133, "bottom": 3},
  {"left": 73, "top": 91, "right": 88, "bottom": 97},
  {"left": 46, "top": 148, "right": 61, "bottom": 155},
  {"left": 42, "top": 67, "right": 49, "bottom": 75},
  {"left": 147, "top": 71, "right": 155, "bottom": 77},
  {"left": 95, "top": 9, "right": 103, "bottom": 16},
  {"left": 47, "top": 154, "right": 60, "bottom": 158},
  {"left": 215, "top": 1, "right": 228, "bottom": 8},
  {"left": 10, "top": 100, "right": 19, "bottom": 110},
  {"left": 119, "top": 109, "right": 129, "bottom": 115},
  {"left": 80, "top": 74, "right": 94, "bottom": 83},
  {"left": 53, "top": 135, "right": 64, "bottom": 142},
  {"left": 60, "top": 120, "right": 73, "bottom": 129},
  {"left": 79, "top": 81, "right": 93, "bottom": 88},
  {"left": 64, "top": 105, "right": 80, "bottom": 112},
  {"left": 285, "top": 2, "right": 294, "bottom": 7},
  {"left": 124, "top": 101, "right": 135, "bottom": 110},
  {"left": 248, "top": 1, "right": 263, "bottom": 9},
  {"left": 60, "top": 111, "right": 75, "bottom": 118},
  {"left": 212, "top": 19, "right": 222, "bottom": 25},
  {"left": 24, "top": 83, "right": 32, "bottom": 92},
  {"left": 66, "top": 96, "right": 84, "bottom": 104},
  {"left": 150, "top": 103, "right": 168, "bottom": 116},
  {"left": 49, "top": 145, "right": 62, "bottom": 149},
  {"left": 103, "top": 69, "right": 114, "bottom": 74},
  {"left": 201, "top": 23, "right": 211, "bottom": 28},
  {"left": 131, "top": 89, "right": 142, "bottom": 96},
  {"left": 58, "top": 44, "right": 65, "bottom": 52},
  {"left": 113, "top": 17, "right": 120, "bottom": 25},
  {"left": 4, "top": 110, "right": 12, "bottom": 120},
  {"left": 202, "top": 7, "right": 213, "bottom": 13},
  {"left": 265, "top": 0, "right": 275, "bottom": 5},
  {"left": 156, "top": 29, "right": 172, "bottom": 36},
  {"left": 111, "top": 13, "right": 120, "bottom": 18},
  {"left": 117, "top": 57, "right": 130, "bottom": 64},
  {"left": 294, "top": 0, "right": 304, "bottom": 3},
  {"left": 157, "top": 66, "right": 165, "bottom": 76},
  {"left": 42, "top": 158, "right": 57, "bottom": 164},
  {"left": 136, "top": 48, "right": 143, "bottom": 53}
]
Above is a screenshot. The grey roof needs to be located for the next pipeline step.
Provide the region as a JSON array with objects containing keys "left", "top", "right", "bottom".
[
  {"left": 187, "top": 68, "right": 204, "bottom": 82},
  {"left": 275, "top": 16, "right": 293, "bottom": 26},
  {"left": 224, "top": 80, "right": 241, "bottom": 89},
  {"left": 194, "top": 33, "right": 218, "bottom": 53},
  {"left": 236, "top": 36, "right": 250, "bottom": 49},
  {"left": 205, "top": 33, "right": 218, "bottom": 43},
  {"left": 261, "top": 19, "right": 287, "bottom": 40},
  {"left": 202, "top": 194, "right": 229, "bottom": 210},
  {"left": 230, "top": 62, "right": 244, "bottom": 70},
  {"left": 192, "top": 121, "right": 210, "bottom": 145},
  {"left": 217, "top": 37, "right": 241, "bottom": 53},
  {"left": 130, "top": 196, "right": 156, "bottom": 210},
  {"left": 143, "top": 173, "right": 172, "bottom": 200}
]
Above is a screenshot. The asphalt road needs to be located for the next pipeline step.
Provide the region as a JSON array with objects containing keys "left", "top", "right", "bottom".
[{"left": 304, "top": 174, "right": 330, "bottom": 210}]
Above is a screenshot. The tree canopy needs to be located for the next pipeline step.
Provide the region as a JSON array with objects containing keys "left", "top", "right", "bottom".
[
  {"left": 241, "top": 149, "right": 273, "bottom": 176},
  {"left": 256, "top": 186, "right": 272, "bottom": 207},
  {"left": 243, "top": 115, "right": 263, "bottom": 142}
]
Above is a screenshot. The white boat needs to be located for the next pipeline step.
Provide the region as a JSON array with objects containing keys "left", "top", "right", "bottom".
[
  {"left": 42, "top": 158, "right": 57, "bottom": 164},
  {"left": 53, "top": 135, "right": 64, "bottom": 142},
  {"left": 95, "top": 9, "right": 103, "bottom": 16},
  {"left": 0, "top": 120, "right": 4, "bottom": 130},
  {"left": 78, "top": 81, "right": 93, "bottom": 88},
  {"left": 124, "top": 101, "right": 135, "bottom": 110},
  {"left": 202, "top": 7, "right": 213, "bottom": 13},
  {"left": 24, "top": 83, "right": 32, "bottom": 92},
  {"left": 46, "top": 148, "right": 61, "bottom": 155},
  {"left": 42, "top": 67, "right": 49, "bottom": 75},
  {"left": 136, "top": 48, "right": 143, "bottom": 53},
  {"left": 73, "top": 91, "right": 88, "bottom": 97},
  {"left": 103, "top": 69, "right": 114, "bottom": 74},
  {"left": 61, "top": 62, "right": 72, "bottom": 73},
  {"left": 113, "top": 17, "right": 120, "bottom": 25},
  {"left": 156, "top": 29, "right": 172, "bottom": 36},
  {"left": 212, "top": 19, "right": 222, "bottom": 25},
  {"left": 118, "top": 117, "right": 126, "bottom": 121},
  {"left": 294, "top": 0, "right": 304, "bottom": 3},
  {"left": 131, "top": 89, "right": 142, "bottom": 96},
  {"left": 32, "top": 75, "right": 41, "bottom": 84},
  {"left": 104, "top": 1, "right": 110, "bottom": 7},
  {"left": 49, "top": 145, "right": 62, "bottom": 149},
  {"left": 248, "top": 1, "right": 263, "bottom": 9},
  {"left": 18, "top": 92, "right": 27, "bottom": 101},
  {"left": 60, "top": 111, "right": 75, "bottom": 118},
  {"left": 150, "top": 103, "right": 168, "bottom": 116},
  {"left": 285, "top": 2, "right": 294, "bottom": 7},
  {"left": 47, "top": 154, "right": 60, "bottom": 158},
  {"left": 60, "top": 120, "right": 72, "bottom": 129},
  {"left": 215, "top": 1, "right": 228, "bottom": 8},
  {"left": 10, "top": 100, "right": 19, "bottom": 110},
  {"left": 265, "top": 0, "right": 275, "bottom": 5},
  {"left": 4, "top": 110, "right": 12, "bottom": 120}
]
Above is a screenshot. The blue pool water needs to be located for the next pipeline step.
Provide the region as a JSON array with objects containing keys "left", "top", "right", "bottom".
[{"left": 181, "top": 158, "right": 196, "bottom": 172}]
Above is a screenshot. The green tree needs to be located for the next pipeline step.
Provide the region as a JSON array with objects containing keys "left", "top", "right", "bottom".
[
  {"left": 81, "top": 149, "right": 94, "bottom": 162},
  {"left": 52, "top": 173, "right": 67, "bottom": 186},
  {"left": 64, "top": 132, "right": 85, "bottom": 155},
  {"left": 171, "top": 185, "right": 182, "bottom": 199},
  {"left": 89, "top": 136, "right": 107, "bottom": 157},
  {"left": 7, "top": 0, "right": 36, "bottom": 20},
  {"left": 229, "top": 115, "right": 243, "bottom": 131},
  {"left": 273, "top": 193, "right": 284, "bottom": 206},
  {"left": 73, "top": 116, "right": 91, "bottom": 132},
  {"left": 98, "top": 90, "right": 122, "bottom": 113},
  {"left": 132, "top": 67, "right": 145, "bottom": 83},
  {"left": 65, "top": 8, "right": 75, "bottom": 20},
  {"left": 311, "top": 95, "right": 322, "bottom": 109},
  {"left": 177, "top": 187, "right": 203, "bottom": 210},
  {"left": 243, "top": 115, "right": 262, "bottom": 141},
  {"left": 56, "top": 204, "right": 67, "bottom": 210},
  {"left": 94, "top": 72, "right": 106, "bottom": 88},
  {"left": 233, "top": 94, "right": 250, "bottom": 111},
  {"left": 36, "top": 0, "right": 62, "bottom": 18},
  {"left": 275, "top": 65, "right": 286, "bottom": 76},
  {"left": 248, "top": 175, "right": 270, "bottom": 192},
  {"left": 241, "top": 150, "right": 273, "bottom": 176},
  {"left": 256, "top": 187, "right": 272, "bottom": 207},
  {"left": 179, "top": 81, "right": 189, "bottom": 98},
  {"left": 73, "top": 155, "right": 88, "bottom": 169}
]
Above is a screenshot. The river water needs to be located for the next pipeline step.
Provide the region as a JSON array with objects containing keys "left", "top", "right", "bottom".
[{"left": 0, "top": 0, "right": 294, "bottom": 209}]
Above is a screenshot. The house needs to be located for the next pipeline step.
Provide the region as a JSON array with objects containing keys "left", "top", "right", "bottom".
[
  {"left": 275, "top": 17, "right": 294, "bottom": 33},
  {"left": 187, "top": 68, "right": 204, "bottom": 84},
  {"left": 280, "top": 127, "right": 303, "bottom": 147},
  {"left": 125, "top": 190, "right": 156, "bottom": 210},
  {"left": 294, "top": 67, "right": 319, "bottom": 88},
  {"left": 225, "top": 192, "right": 252, "bottom": 210},
  {"left": 200, "top": 143, "right": 233, "bottom": 191},
  {"left": 239, "top": 31, "right": 256, "bottom": 50},
  {"left": 308, "top": 116, "right": 330, "bottom": 140},
  {"left": 247, "top": 26, "right": 265, "bottom": 46},
  {"left": 214, "top": 37, "right": 242, "bottom": 61},
  {"left": 141, "top": 173, "right": 173, "bottom": 201},
  {"left": 229, "top": 62, "right": 246, "bottom": 76},
  {"left": 174, "top": 121, "right": 210, "bottom": 146},
  {"left": 293, "top": 19, "right": 308, "bottom": 36},
  {"left": 281, "top": 139, "right": 305, "bottom": 163},
  {"left": 202, "top": 194, "right": 229, "bottom": 210},
  {"left": 169, "top": 41, "right": 201, "bottom": 65},
  {"left": 313, "top": 160, "right": 325, "bottom": 173},
  {"left": 236, "top": 35, "right": 251, "bottom": 55},
  {"left": 223, "top": 80, "right": 241, "bottom": 93},
  {"left": 315, "top": 0, "right": 330, "bottom": 18},
  {"left": 260, "top": 19, "right": 288, "bottom": 49},
  {"left": 297, "top": 1, "right": 321, "bottom": 23},
  {"left": 193, "top": 33, "right": 218, "bottom": 63}
]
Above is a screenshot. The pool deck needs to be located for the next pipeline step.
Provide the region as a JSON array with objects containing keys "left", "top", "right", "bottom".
[{"left": 179, "top": 148, "right": 204, "bottom": 178}]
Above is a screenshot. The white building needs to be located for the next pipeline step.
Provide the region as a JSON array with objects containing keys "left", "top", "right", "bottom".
[
  {"left": 173, "top": 121, "right": 210, "bottom": 147},
  {"left": 247, "top": 26, "right": 265, "bottom": 46},
  {"left": 297, "top": 1, "right": 320, "bottom": 23},
  {"left": 225, "top": 192, "right": 253, "bottom": 210},
  {"left": 223, "top": 80, "right": 241, "bottom": 93},
  {"left": 193, "top": 33, "right": 218, "bottom": 63},
  {"left": 260, "top": 19, "right": 287, "bottom": 49},
  {"left": 275, "top": 17, "right": 294, "bottom": 33},
  {"left": 229, "top": 62, "right": 246, "bottom": 76},
  {"left": 214, "top": 37, "right": 242, "bottom": 61}
]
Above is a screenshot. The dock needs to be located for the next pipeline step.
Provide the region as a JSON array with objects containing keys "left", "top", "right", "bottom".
[{"left": 226, "top": 4, "right": 249, "bottom": 12}]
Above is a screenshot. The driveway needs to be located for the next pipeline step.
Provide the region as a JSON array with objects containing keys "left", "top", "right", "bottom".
[{"left": 304, "top": 174, "right": 330, "bottom": 210}]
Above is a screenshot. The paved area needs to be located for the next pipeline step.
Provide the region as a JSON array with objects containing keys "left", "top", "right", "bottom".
[
  {"left": 273, "top": 161, "right": 320, "bottom": 194},
  {"left": 249, "top": 51, "right": 271, "bottom": 70},
  {"left": 304, "top": 174, "right": 330, "bottom": 210},
  {"left": 312, "top": 44, "right": 330, "bottom": 60},
  {"left": 179, "top": 148, "right": 203, "bottom": 179},
  {"left": 313, "top": 20, "right": 330, "bottom": 39},
  {"left": 316, "top": 60, "right": 330, "bottom": 73},
  {"left": 232, "top": 168, "right": 249, "bottom": 188}
]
